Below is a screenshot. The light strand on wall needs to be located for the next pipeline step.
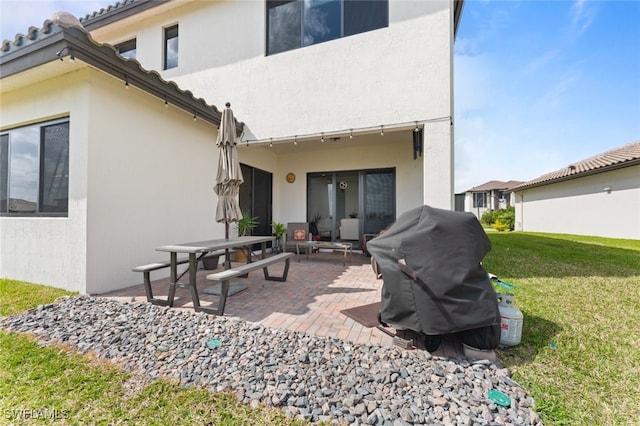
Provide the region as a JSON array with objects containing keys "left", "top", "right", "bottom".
[{"left": 241, "top": 115, "right": 451, "bottom": 147}]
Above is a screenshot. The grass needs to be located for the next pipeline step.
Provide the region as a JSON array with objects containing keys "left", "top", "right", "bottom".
[
  {"left": 0, "top": 280, "right": 307, "bottom": 425},
  {"left": 1, "top": 232, "right": 639, "bottom": 425},
  {"left": 0, "top": 279, "right": 76, "bottom": 317},
  {"left": 483, "top": 233, "right": 640, "bottom": 425}
]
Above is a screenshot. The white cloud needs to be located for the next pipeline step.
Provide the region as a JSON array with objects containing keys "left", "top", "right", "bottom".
[
  {"left": 570, "top": 0, "right": 596, "bottom": 36},
  {"left": 523, "top": 49, "right": 561, "bottom": 75}
]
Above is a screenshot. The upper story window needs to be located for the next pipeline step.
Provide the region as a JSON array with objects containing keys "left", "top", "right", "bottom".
[
  {"left": 1, "top": 119, "right": 69, "bottom": 216},
  {"left": 164, "top": 24, "right": 179, "bottom": 70},
  {"left": 267, "top": 0, "right": 388, "bottom": 55},
  {"left": 116, "top": 39, "right": 137, "bottom": 59}
]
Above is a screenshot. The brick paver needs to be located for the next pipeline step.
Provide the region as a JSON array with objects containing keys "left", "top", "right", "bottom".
[{"left": 99, "top": 250, "right": 394, "bottom": 347}]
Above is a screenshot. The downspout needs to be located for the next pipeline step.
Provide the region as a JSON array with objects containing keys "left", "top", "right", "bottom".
[{"left": 514, "top": 191, "right": 524, "bottom": 231}]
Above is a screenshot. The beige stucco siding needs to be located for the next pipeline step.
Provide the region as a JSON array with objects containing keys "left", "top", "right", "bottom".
[
  {"left": 239, "top": 130, "right": 423, "bottom": 225},
  {"left": 1, "top": 66, "right": 225, "bottom": 293},
  {"left": 93, "top": 0, "right": 455, "bottom": 209},
  {"left": 0, "top": 69, "right": 90, "bottom": 292},
  {"left": 83, "top": 70, "right": 224, "bottom": 293},
  {"left": 514, "top": 165, "right": 640, "bottom": 239}
]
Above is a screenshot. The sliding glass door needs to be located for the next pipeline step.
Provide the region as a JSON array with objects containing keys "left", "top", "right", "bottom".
[
  {"left": 240, "top": 164, "right": 273, "bottom": 238},
  {"left": 362, "top": 169, "right": 395, "bottom": 234},
  {"left": 307, "top": 168, "right": 395, "bottom": 241}
]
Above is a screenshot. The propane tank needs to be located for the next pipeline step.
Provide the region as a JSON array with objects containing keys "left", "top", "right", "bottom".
[{"left": 497, "top": 293, "right": 523, "bottom": 346}]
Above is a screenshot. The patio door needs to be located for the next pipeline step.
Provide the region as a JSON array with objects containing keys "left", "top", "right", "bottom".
[
  {"left": 307, "top": 168, "right": 395, "bottom": 242},
  {"left": 239, "top": 164, "right": 272, "bottom": 239}
]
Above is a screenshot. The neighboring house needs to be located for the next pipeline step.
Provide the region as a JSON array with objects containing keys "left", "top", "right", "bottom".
[
  {"left": 463, "top": 180, "right": 523, "bottom": 219},
  {"left": 1, "top": 0, "right": 464, "bottom": 293},
  {"left": 511, "top": 141, "right": 640, "bottom": 239}
]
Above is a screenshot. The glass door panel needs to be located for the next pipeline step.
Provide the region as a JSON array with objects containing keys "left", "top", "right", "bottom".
[
  {"left": 307, "top": 174, "right": 334, "bottom": 240},
  {"left": 335, "top": 171, "right": 360, "bottom": 240},
  {"left": 308, "top": 168, "right": 394, "bottom": 242},
  {"left": 363, "top": 169, "right": 395, "bottom": 234}
]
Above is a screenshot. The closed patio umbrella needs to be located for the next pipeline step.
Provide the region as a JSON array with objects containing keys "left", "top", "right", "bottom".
[{"left": 215, "top": 103, "right": 244, "bottom": 266}]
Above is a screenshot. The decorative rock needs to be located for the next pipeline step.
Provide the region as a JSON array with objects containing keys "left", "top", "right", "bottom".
[{"left": 0, "top": 296, "right": 541, "bottom": 426}]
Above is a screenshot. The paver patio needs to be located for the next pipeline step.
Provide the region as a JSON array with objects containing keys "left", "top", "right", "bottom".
[{"left": 99, "top": 250, "right": 394, "bottom": 346}]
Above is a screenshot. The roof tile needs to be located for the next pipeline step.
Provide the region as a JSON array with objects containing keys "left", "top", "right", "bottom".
[{"left": 512, "top": 141, "right": 640, "bottom": 191}]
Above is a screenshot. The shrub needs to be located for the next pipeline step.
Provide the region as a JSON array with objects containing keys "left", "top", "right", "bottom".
[
  {"left": 493, "top": 206, "right": 515, "bottom": 231},
  {"left": 480, "top": 210, "right": 499, "bottom": 226},
  {"left": 492, "top": 220, "right": 511, "bottom": 232}
]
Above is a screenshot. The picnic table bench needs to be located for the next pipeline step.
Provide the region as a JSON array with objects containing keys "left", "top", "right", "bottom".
[
  {"left": 132, "top": 236, "right": 291, "bottom": 315},
  {"left": 204, "top": 252, "right": 293, "bottom": 315},
  {"left": 132, "top": 251, "right": 223, "bottom": 306}
]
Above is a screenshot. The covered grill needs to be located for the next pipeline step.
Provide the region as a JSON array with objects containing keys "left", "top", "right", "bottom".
[{"left": 367, "top": 205, "right": 501, "bottom": 351}]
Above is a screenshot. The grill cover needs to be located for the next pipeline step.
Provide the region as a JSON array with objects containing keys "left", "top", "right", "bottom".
[{"left": 367, "top": 205, "right": 501, "bottom": 339}]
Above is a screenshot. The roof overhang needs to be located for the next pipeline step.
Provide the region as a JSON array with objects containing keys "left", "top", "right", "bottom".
[
  {"left": 454, "top": 0, "right": 465, "bottom": 39},
  {"left": 81, "top": 0, "right": 171, "bottom": 31},
  {"left": 1, "top": 23, "right": 242, "bottom": 134},
  {"left": 512, "top": 159, "right": 640, "bottom": 192}
]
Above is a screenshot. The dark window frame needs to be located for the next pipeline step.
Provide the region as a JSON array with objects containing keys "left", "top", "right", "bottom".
[
  {"left": 473, "top": 192, "right": 487, "bottom": 209},
  {"left": 116, "top": 38, "right": 137, "bottom": 59},
  {"left": 163, "top": 24, "right": 179, "bottom": 70},
  {"left": 0, "top": 118, "right": 70, "bottom": 217},
  {"left": 266, "top": 0, "right": 389, "bottom": 56}
]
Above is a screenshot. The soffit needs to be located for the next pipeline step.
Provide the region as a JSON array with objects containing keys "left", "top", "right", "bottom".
[{"left": 1, "top": 14, "right": 242, "bottom": 134}]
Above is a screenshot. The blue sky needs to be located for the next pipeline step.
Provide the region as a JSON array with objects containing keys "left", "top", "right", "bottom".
[
  {"left": 454, "top": 0, "right": 640, "bottom": 191},
  {"left": 2, "top": 0, "right": 639, "bottom": 193}
]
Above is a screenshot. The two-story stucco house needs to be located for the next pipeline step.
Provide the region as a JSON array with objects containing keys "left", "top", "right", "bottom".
[
  {"left": 1, "top": 0, "right": 464, "bottom": 293},
  {"left": 463, "top": 180, "right": 522, "bottom": 219}
]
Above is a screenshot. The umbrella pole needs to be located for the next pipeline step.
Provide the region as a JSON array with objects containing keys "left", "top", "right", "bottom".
[{"left": 224, "top": 223, "right": 231, "bottom": 269}]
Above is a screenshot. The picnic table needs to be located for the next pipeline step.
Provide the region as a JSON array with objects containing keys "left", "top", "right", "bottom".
[{"left": 133, "top": 236, "right": 293, "bottom": 315}]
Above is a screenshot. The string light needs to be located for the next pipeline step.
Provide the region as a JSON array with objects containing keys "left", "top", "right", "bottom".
[
  {"left": 55, "top": 46, "right": 74, "bottom": 62},
  {"left": 165, "top": 98, "right": 169, "bottom": 107},
  {"left": 124, "top": 75, "right": 129, "bottom": 88},
  {"left": 238, "top": 116, "right": 451, "bottom": 146},
  {"left": 193, "top": 112, "right": 197, "bottom": 121}
]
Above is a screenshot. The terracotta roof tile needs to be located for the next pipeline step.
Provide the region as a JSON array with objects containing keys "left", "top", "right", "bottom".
[
  {"left": 512, "top": 141, "right": 640, "bottom": 191},
  {"left": 80, "top": 0, "right": 139, "bottom": 22},
  {"left": 2, "top": 1, "right": 165, "bottom": 49},
  {"left": 1, "top": 13, "right": 240, "bottom": 132},
  {"left": 467, "top": 180, "right": 524, "bottom": 192}
]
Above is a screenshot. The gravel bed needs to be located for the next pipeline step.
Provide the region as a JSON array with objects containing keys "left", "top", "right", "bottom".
[{"left": 1, "top": 295, "right": 542, "bottom": 425}]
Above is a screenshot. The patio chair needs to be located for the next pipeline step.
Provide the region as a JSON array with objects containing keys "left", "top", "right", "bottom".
[{"left": 285, "top": 222, "right": 309, "bottom": 252}]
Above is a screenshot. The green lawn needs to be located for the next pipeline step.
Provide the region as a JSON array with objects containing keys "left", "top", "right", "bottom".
[
  {"left": 1, "top": 232, "right": 639, "bottom": 425},
  {"left": 0, "top": 280, "right": 306, "bottom": 425},
  {"left": 483, "top": 233, "right": 640, "bottom": 425}
]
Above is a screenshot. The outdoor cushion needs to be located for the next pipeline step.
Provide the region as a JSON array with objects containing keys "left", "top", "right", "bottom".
[{"left": 293, "top": 229, "right": 307, "bottom": 241}]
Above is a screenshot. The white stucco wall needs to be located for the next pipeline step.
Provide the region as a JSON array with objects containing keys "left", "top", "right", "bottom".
[
  {"left": 514, "top": 166, "right": 640, "bottom": 239},
  {"left": 83, "top": 71, "right": 226, "bottom": 293},
  {"left": 1, "top": 65, "right": 226, "bottom": 293},
  {"left": 0, "top": 68, "right": 90, "bottom": 292},
  {"left": 238, "top": 129, "right": 423, "bottom": 226},
  {"left": 1, "top": 0, "right": 458, "bottom": 293},
  {"left": 92, "top": 0, "right": 455, "bottom": 209}
]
